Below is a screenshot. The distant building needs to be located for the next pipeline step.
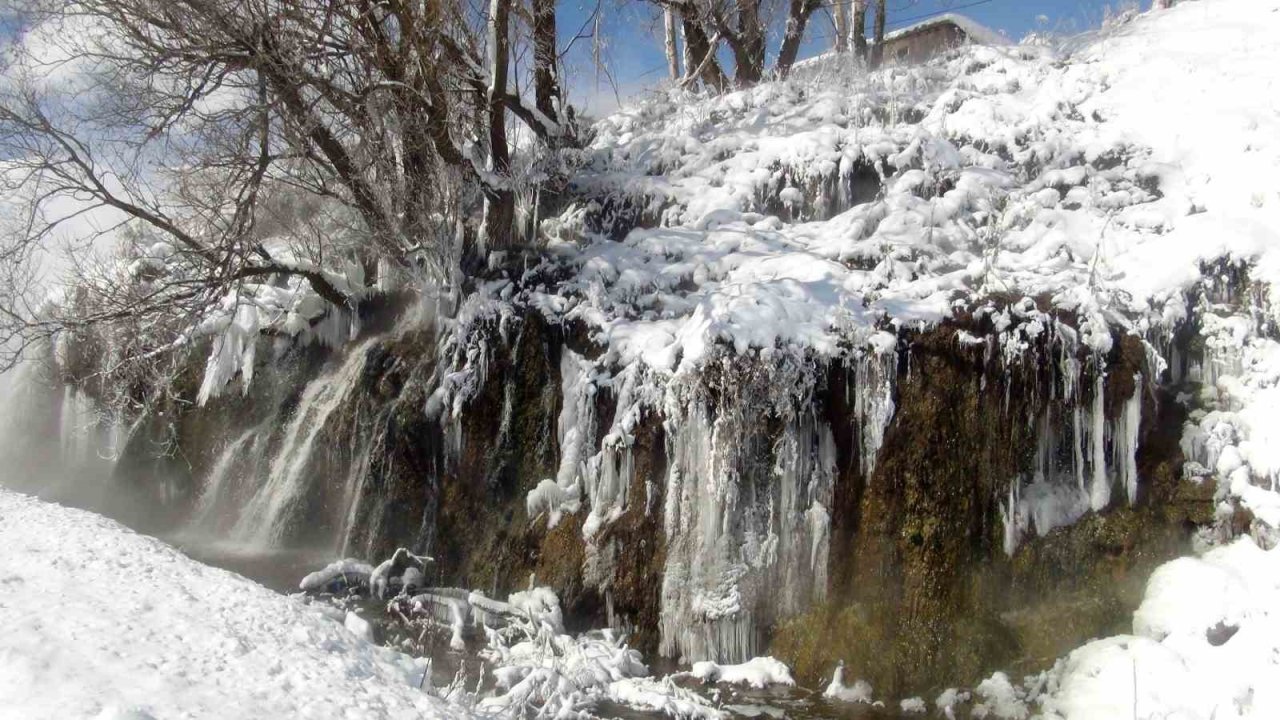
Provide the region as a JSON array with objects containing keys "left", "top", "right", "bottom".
[{"left": 879, "top": 13, "right": 1009, "bottom": 65}]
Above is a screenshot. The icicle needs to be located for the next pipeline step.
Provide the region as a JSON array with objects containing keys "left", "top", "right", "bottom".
[
  {"left": 1089, "top": 374, "right": 1110, "bottom": 511},
  {"left": 1000, "top": 481, "right": 1023, "bottom": 557},
  {"left": 1072, "top": 406, "right": 1085, "bottom": 491},
  {"left": 1111, "top": 374, "right": 1142, "bottom": 505},
  {"left": 659, "top": 385, "right": 835, "bottom": 664},
  {"left": 854, "top": 335, "right": 897, "bottom": 478}
]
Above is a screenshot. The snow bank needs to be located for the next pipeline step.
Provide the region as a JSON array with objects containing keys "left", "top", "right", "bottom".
[
  {"left": 0, "top": 488, "right": 465, "bottom": 720},
  {"left": 1034, "top": 537, "right": 1280, "bottom": 719},
  {"left": 951, "top": 536, "right": 1280, "bottom": 719}
]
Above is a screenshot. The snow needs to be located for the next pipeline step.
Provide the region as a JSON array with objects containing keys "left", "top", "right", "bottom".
[
  {"left": 0, "top": 489, "right": 737, "bottom": 720},
  {"left": 823, "top": 663, "right": 874, "bottom": 704},
  {"left": 881, "top": 13, "right": 1011, "bottom": 48},
  {"left": 962, "top": 535, "right": 1280, "bottom": 719},
  {"left": 344, "top": 611, "right": 375, "bottom": 643},
  {"left": 299, "top": 558, "right": 374, "bottom": 593},
  {"left": 557, "top": 0, "right": 1277, "bottom": 397},
  {"left": 521, "top": 0, "right": 1280, "bottom": 673},
  {"left": 926, "top": 3, "right": 1280, "bottom": 714},
  {"left": 900, "top": 696, "right": 927, "bottom": 714},
  {"left": 607, "top": 678, "right": 727, "bottom": 720},
  {"left": 14, "top": 1, "right": 1280, "bottom": 717},
  {"left": 475, "top": 610, "right": 727, "bottom": 720},
  {"left": 689, "top": 656, "right": 795, "bottom": 689},
  {"left": 0, "top": 487, "right": 465, "bottom": 720},
  {"left": 506, "top": 586, "right": 567, "bottom": 634}
]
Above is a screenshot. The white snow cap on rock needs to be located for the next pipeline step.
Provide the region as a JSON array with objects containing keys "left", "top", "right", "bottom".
[
  {"left": 823, "top": 662, "right": 874, "bottom": 704},
  {"left": 690, "top": 656, "right": 796, "bottom": 688}
]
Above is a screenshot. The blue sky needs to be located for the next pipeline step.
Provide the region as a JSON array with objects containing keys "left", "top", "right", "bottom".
[{"left": 558, "top": 0, "right": 1154, "bottom": 111}]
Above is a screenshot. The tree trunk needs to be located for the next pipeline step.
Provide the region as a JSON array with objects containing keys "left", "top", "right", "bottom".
[
  {"left": 734, "top": 0, "right": 766, "bottom": 86},
  {"left": 483, "top": 0, "right": 514, "bottom": 252},
  {"left": 776, "top": 0, "right": 821, "bottom": 79},
  {"left": 834, "top": 0, "right": 849, "bottom": 53},
  {"left": 532, "top": 0, "right": 559, "bottom": 124},
  {"left": 664, "top": 9, "right": 681, "bottom": 80},
  {"left": 681, "top": 14, "right": 696, "bottom": 80},
  {"left": 853, "top": 0, "right": 868, "bottom": 59},
  {"left": 870, "top": 0, "right": 886, "bottom": 69},
  {"left": 681, "top": 17, "right": 729, "bottom": 92}
]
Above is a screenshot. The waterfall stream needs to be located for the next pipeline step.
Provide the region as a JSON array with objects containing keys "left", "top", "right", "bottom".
[{"left": 229, "top": 335, "right": 379, "bottom": 548}]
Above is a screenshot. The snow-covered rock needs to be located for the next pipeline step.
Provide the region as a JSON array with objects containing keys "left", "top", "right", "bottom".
[{"left": 690, "top": 656, "right": 795, "bottom": 688}]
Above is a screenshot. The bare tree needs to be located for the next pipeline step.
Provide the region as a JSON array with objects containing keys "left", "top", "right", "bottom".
[
  {"left": 664, "top": 8, "right": 682, "bottom": 80},
  {"left": 658, "top": 0, "right": 825, "bottom": 86},
  {"left": 0, "top": 0, "right": 577, "bottom": 378},
  {"left": 869, "top": 0, "right": 887, "bottom": 68},
  {"left": 776, "top": 0, "right": 823, "bottom": 77},
  {"left": 532, "top": 0, "right": 561, "bottom": 122},
  {"left": 833, "top": 0, "right": 849, "bottom": 53},
  {"left": 852, "top": 0, "right": 868, "bottom": 59}
]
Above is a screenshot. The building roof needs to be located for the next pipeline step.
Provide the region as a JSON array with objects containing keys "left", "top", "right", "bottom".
[{"left": 882, "top": 13, "right": 1011, "bottom": 47}]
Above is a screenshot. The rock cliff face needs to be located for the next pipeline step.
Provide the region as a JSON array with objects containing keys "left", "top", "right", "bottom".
[{"left": 95, "top": 278, "right": 1219, "bottom": 696}]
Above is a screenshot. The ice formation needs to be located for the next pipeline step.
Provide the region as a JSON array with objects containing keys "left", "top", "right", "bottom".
[
  {"left": 823, "top": 663, "right": 875, "bottom": 704},
  {"left": 659, "top": 366, "right": 837, "bottom": 663}
]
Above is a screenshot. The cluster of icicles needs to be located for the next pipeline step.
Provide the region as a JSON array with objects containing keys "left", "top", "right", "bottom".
[
  {"left": 42, "top": 306, "right": 1159, "bottom": 669},
  {"left": 527, "top": 338, "right": 897, "bottom": 665},
  {"left": 993, "top": 313, "right": 1150, "bottom": 557}
]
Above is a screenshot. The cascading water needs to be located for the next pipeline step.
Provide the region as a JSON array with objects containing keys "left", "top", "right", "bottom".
[
  {"left": 58, "top": 385, "right": 97, "bottom": 465},
  {"left": 189, "top": 426, "right": 261, "bottom": 532},
  {"left": 228, "top": 335, "right": 380, "bottom": 548}
]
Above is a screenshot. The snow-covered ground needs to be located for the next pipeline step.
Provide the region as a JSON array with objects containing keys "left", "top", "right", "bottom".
[
  {"left": 0, "top": 487, "right": 746, "bottom": 720},
  {"left": 0, "top": 487, "right": 463, "bottom": 720}
]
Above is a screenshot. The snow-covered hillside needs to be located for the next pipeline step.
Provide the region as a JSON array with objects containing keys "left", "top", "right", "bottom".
[
  {"left": 0, "top": 487, "right": 463, "bottom": 720},
  {"left": 521, "top": 0, "right": 1280, "bottom": 551},
  {"left": 522, "top": 0, "right": 1280, "bottom": 715}
]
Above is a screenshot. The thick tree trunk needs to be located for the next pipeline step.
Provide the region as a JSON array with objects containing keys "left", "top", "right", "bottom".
[
  {"left": 776, "top": 0, "right": 821, "bottom": 79},
  {"left": 834, "top": 0, "right": 849, "bottom": 53},
  {"left": 870, "top": 0, "right": 886, "bottom": 69},
  {"left": 532, "top": 0, "right": 559, "bottom": 124},
  {"left": 681, "top": 18, "right": 729, "bottom": 92},
  {"left": 664, "top": 9, "right": 681, "bottom": 80},
  {"left": 483, "top": 0, "right": 514, "bottom": 252},
  {"left": 853, "top": 0, "right": 868, "bottom": 59},
  {"left": 734, "top": 0, "right": 766, "bottom": 86}
]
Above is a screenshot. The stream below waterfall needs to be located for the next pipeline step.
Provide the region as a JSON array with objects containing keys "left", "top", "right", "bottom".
[
  {"left": 176, "top": 541, "right": 914, "bottom": 720},
  {"left": 0, "top": 474, "right": 914, "bottom": 719}
]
